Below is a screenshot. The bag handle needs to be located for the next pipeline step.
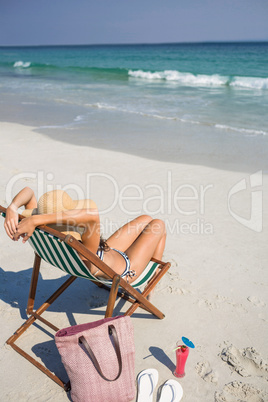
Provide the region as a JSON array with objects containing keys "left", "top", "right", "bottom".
[{"left": 78, "top": 324, "right": 122, "bottom": 382}]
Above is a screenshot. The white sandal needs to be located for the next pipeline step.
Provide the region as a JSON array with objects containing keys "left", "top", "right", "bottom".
[
  {"left": 137, "top": 368, "right": 159, "bottom": 402},
  {"left": 158, "top": 379, "right": 183, "bottom": 402}
]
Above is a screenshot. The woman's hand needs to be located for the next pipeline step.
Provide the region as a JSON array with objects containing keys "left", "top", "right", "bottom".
[
  {"left": 4, "top": 187, "right": 37, "bottom": 241},
  {"left": 4, "top": 204, "right": 19, "bottom": 240},
  {"left": 13, "top": 216, "right": 36, "bottom": 243}
]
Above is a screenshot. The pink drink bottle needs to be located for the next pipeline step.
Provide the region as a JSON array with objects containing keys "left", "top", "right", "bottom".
[{"left": 173, "top": 345, "right": 189, "bottom": 377}]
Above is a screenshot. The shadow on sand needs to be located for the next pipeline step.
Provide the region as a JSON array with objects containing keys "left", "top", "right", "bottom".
[
  {"left": 1, "top": 264, "right": 157, "bottom": 386},
  {"left": 148, "top": 346, "right": 176, "bottom": 373}
]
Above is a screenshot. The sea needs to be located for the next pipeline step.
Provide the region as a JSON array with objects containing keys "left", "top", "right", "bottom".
[{"left": 0, "top": 42, "right": 268, "bottom": 167}]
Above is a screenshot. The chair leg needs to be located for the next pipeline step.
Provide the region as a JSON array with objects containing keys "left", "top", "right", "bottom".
[
  {"left": 27, "top": 253, "right": 41, "bottom": 315},
  {"left": 6, "top": 275, "right": 77, "bottom": 389},
  {"left": 92, "top": 264, "right": 171, "bottom": 319},
  {"left": 105, "top": 275, "right": 121, "bottom": 318}
]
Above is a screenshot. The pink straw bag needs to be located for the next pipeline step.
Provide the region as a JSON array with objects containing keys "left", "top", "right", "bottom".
[{"left": 55, "top": 316, "right": 135, "bottom": 402}]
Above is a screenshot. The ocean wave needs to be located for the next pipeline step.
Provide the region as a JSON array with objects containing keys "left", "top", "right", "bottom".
[
  {"left": 230, "top": 76, "right": 268, "bottom": 90},
  {"left": 8, "top": 61, "right": 268, "bottom": 90},
  {"left": 215, "top": 124, "right": 267, "bottom": 136},
  {"left": 85, "top": 102, "right": 266, "bottom": 136},
  {"left": 89, "top": 102, "right": 118, "bottom": 110},
  {"left": 73, "top": 115, "right": 86, "bottom": 122},
  {"left": 11, "top": 61, "right": 128, "bottom": 77},
  {"left": 38, "top": 99, "right": 267, "bottom": 136},
  {"left": 10, "top": 61, "right": 130, "bottom": 81},
  {"left": 14, "top": 61, "right": 31, "bottom": 68},
  {"left": 129, "top": 69, "right": 227, "bottom": 87},
  {"left": 86, "top": 102, "right": 170, "bottom": 117},
  {"left": 128, "top": 69, "right": 268, "bottom": 90},
  {"left": 38, "top": 123, "right": 76, "bottom": 130},
  {"left": 86, "top": 102, "right": 203, "bottom": 124}
]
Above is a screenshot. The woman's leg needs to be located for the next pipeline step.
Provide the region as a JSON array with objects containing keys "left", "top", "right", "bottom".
[
  {"left": 106, "top": 215, "right": 153, "bottom": 251},
  {"left": 125, "top": 219, "right": 166, "bottom": 283}
]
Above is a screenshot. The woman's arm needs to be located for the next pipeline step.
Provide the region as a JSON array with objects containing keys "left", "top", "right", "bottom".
[
  {"left": 4, "top": 187, "right": 37, "bottom": 240},
  {"left": 13, "top": 207, "right": 100, "bottom": 245}
]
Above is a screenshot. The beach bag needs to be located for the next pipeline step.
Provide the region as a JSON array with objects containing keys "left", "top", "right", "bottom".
[{"left": 55, "top": 316, "right": 135, "bottom": 402}]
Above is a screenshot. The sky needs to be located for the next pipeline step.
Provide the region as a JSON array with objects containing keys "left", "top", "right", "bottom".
[{"left": 0, "top": 0, "right": 267, "bottom": 46}]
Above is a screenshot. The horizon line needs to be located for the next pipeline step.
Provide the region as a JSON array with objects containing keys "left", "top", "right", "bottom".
[{"left": 0, "top": 39, "right": 268, "bottom": 48}]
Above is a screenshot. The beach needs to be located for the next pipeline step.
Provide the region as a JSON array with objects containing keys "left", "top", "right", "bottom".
[
  {"left": 0, "top": 42, "right": 268, "bottom": 401},
  {"left": 0, "top": 120, "right": 267, "bottom": 401}
]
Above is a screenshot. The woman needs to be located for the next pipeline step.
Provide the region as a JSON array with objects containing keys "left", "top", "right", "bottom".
[{"left": 4, "top": 187, "right": 166, "bottom": 283}]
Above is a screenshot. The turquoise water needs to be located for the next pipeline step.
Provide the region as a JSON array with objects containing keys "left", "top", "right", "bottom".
[{"left": 0, "top": 42, "right": 268, "bottom": 136}]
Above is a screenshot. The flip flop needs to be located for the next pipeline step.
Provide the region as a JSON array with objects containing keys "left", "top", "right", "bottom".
[
  {"left": 137, "top": 368, "right": 159, "bottom": 402},
  {"left": 158, "top": 379, "right": 183, "bottom": 402}
]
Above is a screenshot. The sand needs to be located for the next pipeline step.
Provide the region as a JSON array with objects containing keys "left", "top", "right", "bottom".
[{"left": 0, "top": 122, "right": 267, "bottom": 401}]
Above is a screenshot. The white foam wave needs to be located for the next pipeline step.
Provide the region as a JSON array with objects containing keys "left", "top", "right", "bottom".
[
  {"left": 14, "top": 61, "right": 31, "bottom": 68},
  {"left": 38, "top": 124, "right": 76, "bottom": 130},
  {"left": 55, "top": 98, "right": 76, "bottom": 104},
  {"left": 86, "top": 102, "right": 202, "bottom": 125},
  {"left": 74, "top": 115, "right": 85, "bottom": 122},
  {"left": 230, "top": 76, "right": 268, "bottom": 90},
  {"left": 129, "top": 69, "right": 268, "bottom": 90},
  {"left": 215, "top": 124, "right": 267, "bottom": 136},
  {"left": 86, "top": 102, "right": 169, "bottom": 118},
  {"left": 129, "top": 69, "right": 227, "bottom": 87},
  {"left": 83, "top": 101, "right": 267, "bottom": 136},
  {"left": 150, "top": 114, "right": 176, "bottom": 120},
  {"left": 89, "top": 102, "right": 118, "bottom": 110}
]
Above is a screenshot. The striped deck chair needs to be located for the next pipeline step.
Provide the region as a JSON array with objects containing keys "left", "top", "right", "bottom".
[{"left": 0, "top": 205, "right": 171, "bottom": 389}]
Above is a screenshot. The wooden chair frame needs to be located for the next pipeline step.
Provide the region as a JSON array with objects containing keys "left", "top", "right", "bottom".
[{"left": 0, "top": 205, "right": 171, "bottom": 390}]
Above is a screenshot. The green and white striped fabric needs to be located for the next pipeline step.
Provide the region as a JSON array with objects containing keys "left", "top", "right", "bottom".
[
  {"left": 29, "top": 228, "right": 159, "bottom": 288},
  {"left": 29, "top": 228, "right": 99, "bottom": 281},
  {"left": 0, "top": 212, "right": 159, "bottom": 289}
]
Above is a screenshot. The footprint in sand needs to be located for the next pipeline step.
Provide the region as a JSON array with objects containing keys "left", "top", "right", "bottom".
[
  {"left": 197, "top": 295, "right": 247, "bottom": 312},
  {"left": 158, "top": 285, "right": 191, "bottom": 295},
  {"left": 197, "top": 298, "right": 219, "bottom": 310},
  {"left": 258, "top": 313, "right": 268, "bottom": 322},
  {"left": 166, "top": 271, "right": 180, "bottom": 281},
  {"left": 247, "top": 296, "right": 266, "bottom": 308},
  {"left": 195, "top": 361, "right": 218, "bottom": 384},
  {"left": 220, "top": 345, "right": 268, "bottom": 379},
  {"left": 215, "top": 381, "right": 268, "bottom": 402}
]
